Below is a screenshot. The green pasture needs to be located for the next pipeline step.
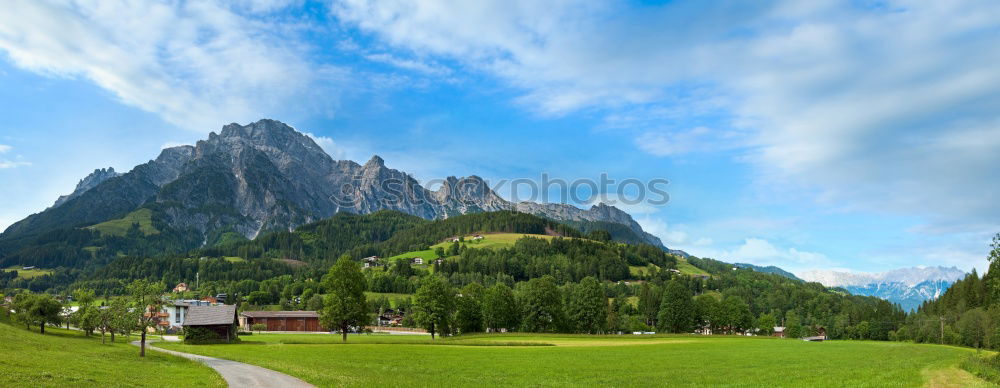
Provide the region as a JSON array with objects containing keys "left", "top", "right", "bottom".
[{"left": 157, "top": 333, "right": 989, "bottom": 387}]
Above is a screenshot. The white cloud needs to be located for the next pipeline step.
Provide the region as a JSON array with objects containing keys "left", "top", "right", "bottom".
[
  {"left": 0, "top": 144, "right": 29, "bottom": 168},
  {"left": 160, "top": 142, "right": 191, "bottom": 150},
  {"left": 304, "top": 132, "right": 347, "bottom": 160},
  {"left": 0, "top": 0, "right": 327, "bottom": 131},
  {"left": 703, "top": 237, "right": 835, "bottom": 271},
  {"left": 635, "top": 127, "right": 743, "bottom": 156},
  {"left": 333, "top": 0, "right": 1000, "bottom": 233},
  {"left": 0, "top": 161, "right": 31, "bottom": 169}
]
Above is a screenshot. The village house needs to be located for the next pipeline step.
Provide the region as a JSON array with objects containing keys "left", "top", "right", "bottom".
[
  {"left": 377, "top": 308, "right": 405, "bottom": 326},
  {"left": 413, "top": 258, "right": 424, "bottom": 265},
  {"left": 471, "top": 234, "right": 484, "bottom": 240},
  {"left": 773, "top": 326, "right": 785, "bottom": 338},
  {"left": 172, "top": 282, "right": 188, "bottom": 293},
  {"left": 363, "top": 256, "right": 381, "bottom": 268},
  {"left": 240, "top": 311, "right": 325, "bottom": 332}
]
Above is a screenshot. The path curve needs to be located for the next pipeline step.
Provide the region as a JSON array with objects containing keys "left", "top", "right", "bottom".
[{"left": 131, "top": 341, "right": 314, "bottom": 388}]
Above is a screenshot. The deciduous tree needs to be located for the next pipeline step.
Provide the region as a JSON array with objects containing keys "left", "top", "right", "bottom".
[
  {"left": 128, "top": 279, "right": 165, "bottom": 357},
  {"left": 567, "top": 277, "right": 607, "bottom": 334},
  {"left": 320, "top": 256, "right": 369, "bottom": 342},
  {"left": 413, "top": 275, "right": 455, "bottom": 339},
  {"left": 657, "top": 279, "right": 694, "bottom": 333},
  {"left": 483, "top": 283, "right": 519, "bottom": 332}
]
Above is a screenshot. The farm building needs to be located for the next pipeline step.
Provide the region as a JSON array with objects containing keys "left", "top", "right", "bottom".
[
  {"left": 803, "top": 327, "right": 827, "bottom": 341},
  {"left": 182, "top": 304, "right": 239, "bottom": 343},
  {"left": 172, "top": 282, "right": 188, "bottom": 292},
  {"left": 363, "top": 256, "right": 381, "bottom": 268},
  {"left": 773, "top": 327, "right": 785, "bottom": 338},
  {"left": 240, "top": 311, "right": 326, "bottom": 332}
]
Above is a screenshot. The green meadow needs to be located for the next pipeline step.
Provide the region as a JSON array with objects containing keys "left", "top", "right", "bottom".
[
  {"left": 87, "top": 208, "right": 159, "bottom": 236},
  {"left": 0, "top": 319, "right": 223, "bottom": 387},
  {"left": 157, "top": 334, "right": 991, "bottom": 387},
  {"left": 388, "top": 233, "right": 560, "bottom": 262},
  {"left": 2, "top": 266, "right": 54, "bottom": 279}
]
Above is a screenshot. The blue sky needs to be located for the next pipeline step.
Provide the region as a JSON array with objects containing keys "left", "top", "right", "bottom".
[{"left": 0, "top": 0, "right": 997, "bottom": 274}]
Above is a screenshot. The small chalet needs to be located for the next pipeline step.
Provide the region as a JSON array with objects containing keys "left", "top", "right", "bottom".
[
  {"left": 471, "top": 234, "right": 484, "bottom": 240},
  {"left": 413, "top": 258, "right": 424, "bottom": 265},
  {"left": 378, "top": 308, "right": 405, "bottom": 326},
  {"left": 773, "top": 327, "right": 785, "bottom": 338},
  {"left": 182, "top": 304, "right": 239, "bottom": 343},
  {"left": 363, "top": 256, "right": 381, "bottom": 268},
  {"left": 172, "top": 283, "right": 189, "bottom": 293}
]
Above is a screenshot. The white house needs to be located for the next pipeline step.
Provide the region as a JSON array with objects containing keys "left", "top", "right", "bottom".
[
  {"left": 413, "top": 258, "right": 424, "bottom": 265},
  {"left": 163, "top": 299, "right": 216, "bottom": 331}
]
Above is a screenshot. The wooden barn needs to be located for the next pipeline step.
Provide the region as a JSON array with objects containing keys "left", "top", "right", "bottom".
[
  {"left": 240, "top": 311, "right": 326, "bottom": 332},
  {"left": 182, "top": 304, "right": 239, "bottom": 343}
]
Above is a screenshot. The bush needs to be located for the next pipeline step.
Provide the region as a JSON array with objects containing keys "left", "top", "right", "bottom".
[
  {"left": 183, "top": 326, "right": 239, "bottom": 344},
  {"left": 961, "top": 354, "right": 1000, "bottom": 384},
  {"left": 251, "top": 323, "right": 267, "bottom": 333}
]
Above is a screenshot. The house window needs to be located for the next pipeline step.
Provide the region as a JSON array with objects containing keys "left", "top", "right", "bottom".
[{"left": 175, "top": 306, "right": 181, "bottom": 323}]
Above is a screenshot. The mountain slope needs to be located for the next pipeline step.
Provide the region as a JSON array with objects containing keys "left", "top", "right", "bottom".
[
  {"left": 0, "top": 119, "right": 667, "bottom": 266},
  {"left": 799, "top": 266, "right": 965, "bottom": 311},
  {"left": 734, "top": 263, "right": 802, "bottom": 281}
]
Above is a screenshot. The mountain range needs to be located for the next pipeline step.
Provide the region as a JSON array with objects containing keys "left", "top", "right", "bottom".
[
  {"left": 799, "top": 266, "right": 967, "bottom": 311},
  {"left": 0, "top": 119, "right": 666, "bottom": 262}
]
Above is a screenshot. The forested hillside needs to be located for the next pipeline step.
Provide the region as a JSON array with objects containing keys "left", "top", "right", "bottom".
[{"left": 895, "top": 234, "right": 1000, "bottom": 350}]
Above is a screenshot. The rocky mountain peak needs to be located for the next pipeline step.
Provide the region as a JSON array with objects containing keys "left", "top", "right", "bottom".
[
  {"left": 363, "top": 155, "right": 386, "bottom": 169},
  {"left": 52, "top": 167, "right": 122, "bottom": 207}
]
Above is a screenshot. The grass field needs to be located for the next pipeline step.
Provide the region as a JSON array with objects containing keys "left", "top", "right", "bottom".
[
  {"left": 157, "top": 333, "right": 989, "bottom": 387},
  {"left": 87, "top": 208, "right": 158, "bottom": 236},
  {"left": 0, "top": 318, "right": 223, "bottom": 387},
  {"left": 388, "top": 233, "right": 559, "bottom": 262},
  {"left": 2, "top": 266, "right": 54, "bottom": 279},
  {"left": 676, "top": 256, "right": 711, "bottom": 276}
]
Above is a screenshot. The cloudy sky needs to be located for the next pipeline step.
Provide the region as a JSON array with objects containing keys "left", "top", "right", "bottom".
[{"left": 0, "top": 0, "right": 997, "bottom": 274}]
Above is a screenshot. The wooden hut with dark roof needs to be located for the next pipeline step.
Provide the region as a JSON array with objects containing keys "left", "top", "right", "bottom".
[{"left": 182, "top": 304, "right": 238, "bottom": 343}]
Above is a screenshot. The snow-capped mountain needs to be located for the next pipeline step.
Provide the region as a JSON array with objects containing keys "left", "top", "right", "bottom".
[{"left": 798, "top": 266, "right": 966, "bottom": 311}]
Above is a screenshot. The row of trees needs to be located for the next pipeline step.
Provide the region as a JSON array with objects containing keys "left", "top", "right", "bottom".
[{"left": 7, "top": 279, "right": 170, "bottom": 356}]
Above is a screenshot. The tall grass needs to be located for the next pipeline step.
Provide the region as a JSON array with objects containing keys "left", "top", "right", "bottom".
[{"left": 961, "top": 353, "right": 1000, "bottom": 383}]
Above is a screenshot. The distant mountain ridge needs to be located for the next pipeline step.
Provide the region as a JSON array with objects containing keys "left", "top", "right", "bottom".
[
  {"left": 1, "top": 119, "right": 666, "bottom": 254},
  {"left": 734, "top": 263, "right": 802, "bottom": 281},
  {"left": 799, "top": 266, "right": 966, "bottom": 311}
]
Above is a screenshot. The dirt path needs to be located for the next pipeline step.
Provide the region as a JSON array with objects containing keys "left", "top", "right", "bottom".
[{"left": 131, "top": 341, "right": 314, "bottom": 388}]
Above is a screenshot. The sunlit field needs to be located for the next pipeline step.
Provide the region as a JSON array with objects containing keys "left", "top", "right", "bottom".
[{"left": 158, "top": 333, "right": 989, "bottom": 387}]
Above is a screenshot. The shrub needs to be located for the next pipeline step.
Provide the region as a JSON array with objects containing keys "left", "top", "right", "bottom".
[
  {"left": 251, "top": 323, "right": 267, "bottom": 333},
  {"left": 961, "top": 354, "right": 1000, "bottom": 384},
  {"left": 183, "top": 326, "right": 239, "bottom": 344}
]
